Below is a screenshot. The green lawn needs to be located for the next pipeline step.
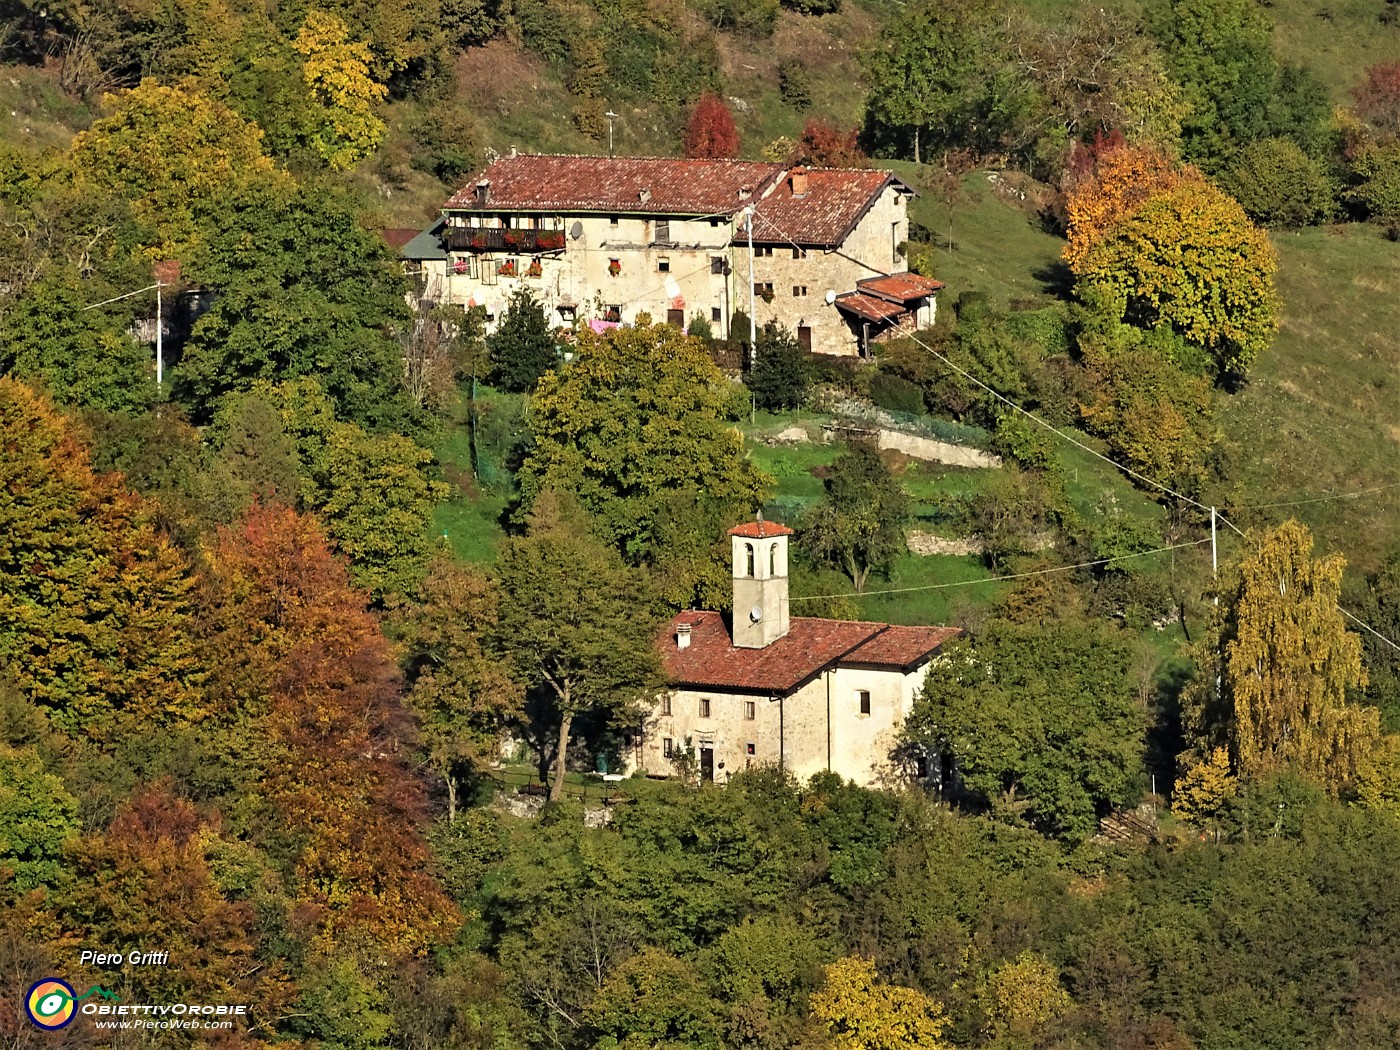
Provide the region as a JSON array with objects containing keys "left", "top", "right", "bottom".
[
  {"left": 1213, "top": 224, "right": 1400, "bottom": 571},
  {"left": 891, "top": 163, "right": 1069, "bottom": 309},
  {"left": 429, "top": 386, "right": 518, "bottom": 564}
]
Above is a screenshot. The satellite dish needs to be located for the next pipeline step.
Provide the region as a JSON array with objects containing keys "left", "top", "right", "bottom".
[
  {"left": 749, "top": 605, "right": 764, "bottom": 623},
  {"left": 824, "top": 289, "right": 837, "bottom": 305},
  {"left": 570, "top": 221, "right": 584, "bottom": 241}
]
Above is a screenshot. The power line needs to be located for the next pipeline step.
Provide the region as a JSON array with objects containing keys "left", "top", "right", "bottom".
[
  {"left": 788, "top": 539, "right": 1210, "bottom": 602},
  {"left": 1235, "top": 480, "right": 1400, "bottom": 511}
]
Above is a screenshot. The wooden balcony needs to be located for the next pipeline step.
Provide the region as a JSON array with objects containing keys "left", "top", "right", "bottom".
[{"left": 441, "top": 227, "right": 567, "bottom": 253}]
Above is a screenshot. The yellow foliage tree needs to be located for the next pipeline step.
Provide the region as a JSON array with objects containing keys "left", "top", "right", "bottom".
[
  {"left": 980, "top": 951, "right": 1072, "bottom": 1041},
  {"left": 809, "top": 956, "right": 951, "bottom": 1050},
  {"left": 1063, "top": 143, "right": 1192, "bottom": 269},
  {"left": 69, "top": 78, "right": 286, "bottom": 258},
  {"left": 1224, "top": 521, "right": 1379, "bottom": 791},
  {"left": 1172, "top": 747, "right": 1238, "bottom": 823},
  {"left": 1354, "top": 733, "right": 1400, "bottom": 815},
  {"left": 293, "top": 11, "right": 389, "bottom": 170}
]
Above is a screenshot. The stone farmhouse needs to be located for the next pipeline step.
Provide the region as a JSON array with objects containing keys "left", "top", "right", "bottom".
[
  {"left": 621, "top": 517, "right": 960, "bottom": 787},
  {"left": 399, "top": 153, "right": 944, "bottom": 356}
]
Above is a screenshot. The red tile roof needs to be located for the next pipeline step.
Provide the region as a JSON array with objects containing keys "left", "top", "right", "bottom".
[
  {"left": 660, "top": 610, "right": 960, "bottom": 693},
  {"left": 380, "top": 228, "right": 419, "bottom": 250},
  {"left": 730, "top": 519, "right": 795, "bottom": 538},
  {"left": 845, "top": 625, "right": 962, "bottom": 670},
  {"left": 746, "top": 169, "right": 907, "bottom": 247},
  {"left": 664, "top": 611, "right": 882, "bottom": 692},
  {"left": 858, "top": 272, "right": 945, "bottom": 302},
  {"left": 445, "top": 155, "right": 783, "bottom": 215},
  {"left": 834, "top": 292, "right": 905, "bottom": 323}
]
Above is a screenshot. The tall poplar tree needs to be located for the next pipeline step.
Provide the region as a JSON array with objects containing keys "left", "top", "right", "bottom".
[{"left": 1186, "top": 520, "right": 1380, "bottom": 792}]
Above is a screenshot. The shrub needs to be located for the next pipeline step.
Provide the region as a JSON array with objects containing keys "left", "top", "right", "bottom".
[
  {"left": 1221, "top": 137, "right": 1336, "bottom": 227},
  {"left": 687, "top": 314, "right": 713, "bottom": 342},
  {"left": 1349, "top": 141, "right": 1400, "bottom": 227},
  {"left": 869, "top": 372, "right": 925, "bottom": 415}
]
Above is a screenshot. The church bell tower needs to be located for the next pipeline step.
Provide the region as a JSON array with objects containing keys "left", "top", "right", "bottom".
[{"left": 730, "top": 515, "right": 792, "bottom": 648}]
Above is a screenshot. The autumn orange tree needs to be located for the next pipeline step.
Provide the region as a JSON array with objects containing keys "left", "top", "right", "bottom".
[
  {"left": 1065, "top": 143, "right": 1279, "bottom": 379},
  {"left": 204, "top": 504, "right": 459, "bottom": 957}
]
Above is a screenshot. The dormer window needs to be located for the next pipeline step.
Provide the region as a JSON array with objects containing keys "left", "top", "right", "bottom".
[{"left": 474, "top": 180, "right": 490, "bottom": 205}]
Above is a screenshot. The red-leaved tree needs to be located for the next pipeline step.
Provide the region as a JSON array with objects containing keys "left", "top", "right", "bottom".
[
  {"left": 795, "top": 118, "right": 867, "bottom": 167},
  {"left": 1352, "top": 62, "right": 1400, "bottom": 139},
  {"left": 683, "top": 92, "right": 740, "bottom": 158},
  {"left": 205, "top": 504, "right": 460, "bottom": 959}
]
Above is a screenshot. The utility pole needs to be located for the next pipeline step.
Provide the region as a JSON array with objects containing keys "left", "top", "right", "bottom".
[
  {"left": 155, "top": 282, "right": 164, "bottom": 389},
  {"left": 745, "top": 204, "right": 758, "bottom": 423},
  {"left": 605, "top": 110, "right": 618, "bottom": 159}
]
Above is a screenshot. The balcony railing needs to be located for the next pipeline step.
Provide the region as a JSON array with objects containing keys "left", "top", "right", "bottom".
[{"left": 441, "top": 227, "right": 567, "bottom": 252}]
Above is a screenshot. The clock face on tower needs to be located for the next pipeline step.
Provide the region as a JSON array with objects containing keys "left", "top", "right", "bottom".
[{"left": 749, "top": 605, "right": 764, "bottom": 623}]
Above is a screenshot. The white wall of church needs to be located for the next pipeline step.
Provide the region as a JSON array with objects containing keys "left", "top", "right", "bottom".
[{"left": 638, "top": 662, "right": 924, "bottom": 788}]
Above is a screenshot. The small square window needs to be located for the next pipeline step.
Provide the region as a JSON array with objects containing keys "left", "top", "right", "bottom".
[
  {"left": 746, "top": 742, "right": 756, "bottom": 756},
  {"left": 745, "top": 701, "right": 756, "bottom": 720},
  {"left": 711, "top": 307, "right": 722, "bottom": 322},
  {"left": 793, "top": 285, "right": 808, "bottom": 297},
  {"left": 605, "top": 304, "right": 621, "bottom": 322},
  {"left": 655, "top": 219, "right": 670, "bottom": 243},
  {"left": 915, "top": 755, "right": 929, "bottom": 778},
  {"left": 663, "top": 737, "right": 674, "bottom": 757},
  {"left": 658, "top": 257, "right": 670, "bottom": 273},
  {"left": 711, "top": 256, "right": 726, "bottom": 275},
  {"left": 792, "top": 247, "right": 807, "bottom": 259},
  {"left": 609, "top": 215, "right": 620, "bottom": 226},
  {"left": 699, "top": 697, "right": 712, "bottom": 718},
  {"left": 710, "top": 217, "right": 721, "bottom": 227},
  {"left": 858, "top": 690, "right": 871, "bottom": 715},
  {"left": 755, "top": 246, "right": 773, "bottom": 257},
  {"left": 661, "top": 696, "right": 672, "bottom": 716}
]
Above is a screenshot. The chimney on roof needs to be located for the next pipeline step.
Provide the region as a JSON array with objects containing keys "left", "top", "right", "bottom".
[
  {"left": 508, "top": 145, "right": 518, "bottom": 158},
  {"left": 738, "top": 185, "right": 753, "bottom": 201},
  {"left": 790, "top": 167, "right": 809, "bottom": 197},
  {"left": 639, "top": 187, "right": 652, "bottom": 203},
  {"left": 475, "top": 180, "right": 490, "bottom": 205},
  {"left": 676, "top": 622, "right": 692, "bottom": 650}
]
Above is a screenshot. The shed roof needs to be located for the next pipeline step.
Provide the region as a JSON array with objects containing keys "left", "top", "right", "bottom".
[
  {"left": 834, "top": 292, "right": 906, "bottom": 323},
  {"left": 858, "top": 272, "right": 945, "bottom": 302}
]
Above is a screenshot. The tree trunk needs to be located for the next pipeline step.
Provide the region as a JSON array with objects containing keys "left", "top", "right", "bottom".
[
  {"left": 550, "top": 709, "right": 574, "bottom": 802},
  {"left": 446, "top": 773, "right": 457, "bottom": 825},
  {"left": 913, "top": 126, "right": 921, "bottom": 166}
]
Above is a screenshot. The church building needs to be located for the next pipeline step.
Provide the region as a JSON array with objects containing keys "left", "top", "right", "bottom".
[{"left": 634, "top": 517, "right": 960, "bottom": 787}]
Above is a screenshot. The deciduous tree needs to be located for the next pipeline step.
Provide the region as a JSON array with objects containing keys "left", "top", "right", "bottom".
[
  {"left": 801, "top": 444, "right": 909, "bottom": 593},
  {"left": 683, "top": 92, "right": 740, "bottom": 159},
  {"left": 292, "top": 11, "right": 389, "bottom": 169},
  {"left": 177, "top": 182, "right": 416, "bottom": 433},
  {"left": 390, "top": 557, "right": 523, "bottom": 820},
  {"left": 907, "top": 619, "right": 1146, "bottom": 839},
  {"left": 494, "top": 492, "right": 664, "bottom": 801},
  {"left": 1217, "top": 521, "right": 1378, "bottom": 791},
  {"left": 69, "top": 79, "right": 287, "bottom": 257},
  {"left": 746, "top": 320, "right": 809, "bottom": 410},
  {"left": 0, "top": 379, "right": 202, "bottom": 740},
  {"left": 1068, "top": 175, "right": 1279, "bottom": 380},
  {"left": 518, "top": 321, "right": 771, "bottom": 603},
  {"left": 809, "top": 955, "right": 951, "bottom": 1050},
  {"left": 0, "top": 745, "right": 78, "bottom": 896}
]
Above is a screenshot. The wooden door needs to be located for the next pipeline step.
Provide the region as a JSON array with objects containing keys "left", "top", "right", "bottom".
[
  {"left": 797, "top": 325, "right": 812, "bottom": 352},
  {"left": 700, "top": 747, "right": 715, "bottom": 782}
]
